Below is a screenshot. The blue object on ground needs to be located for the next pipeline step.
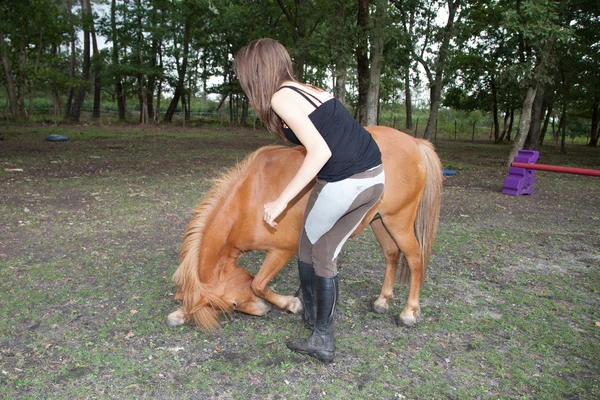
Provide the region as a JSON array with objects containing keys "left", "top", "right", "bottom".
[
  {"left": 442, "top": 169, "right": 456, "bottom": 176},
  {"left": 46, "top": 134, "right": 69, "bottom": 142}
]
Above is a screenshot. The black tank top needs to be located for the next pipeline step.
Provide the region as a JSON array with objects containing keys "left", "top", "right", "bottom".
[{"left": 278, "top": 85, "right": 382, "bottom": 182}]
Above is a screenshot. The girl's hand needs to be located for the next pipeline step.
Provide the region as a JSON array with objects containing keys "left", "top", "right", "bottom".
[{"left": 263, "top": 200, "right": 287, "bottom": 227}]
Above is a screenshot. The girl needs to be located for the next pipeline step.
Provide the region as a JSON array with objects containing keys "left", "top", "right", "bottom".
[{"left": 234, "top": 38, "right": 384, "bottom": 363}]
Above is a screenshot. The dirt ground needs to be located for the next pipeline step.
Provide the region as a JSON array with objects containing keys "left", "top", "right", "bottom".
[{"left": 0, "top": 125, "right": 599, "bottom": 399}]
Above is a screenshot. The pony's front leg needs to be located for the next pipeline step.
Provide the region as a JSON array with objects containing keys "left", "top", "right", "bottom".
[{"left": 251, "top": 249, "right": 302, "bottom": 314}]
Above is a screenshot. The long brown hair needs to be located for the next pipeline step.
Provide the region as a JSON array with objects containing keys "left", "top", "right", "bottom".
[{"left": 234, "top": 38, "right": 296, "bottom": 140}]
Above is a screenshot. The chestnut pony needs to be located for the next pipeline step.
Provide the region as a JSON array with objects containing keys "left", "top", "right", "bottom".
[{"left": 167, "top": 126, "right": 442, "bottom": 330}]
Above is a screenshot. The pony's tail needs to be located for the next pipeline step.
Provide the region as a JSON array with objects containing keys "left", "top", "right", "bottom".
[{"left": 399, "top": 139, "right": 443, "bottom": 286}]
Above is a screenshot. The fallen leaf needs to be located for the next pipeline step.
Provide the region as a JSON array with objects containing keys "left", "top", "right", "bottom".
[
  {"left": 215, "top": 345, "right": 221, "bottom": 353},
  {"left": 595, "top": 321, "right": 600, "bottom": 327},
  {"left": 126, "top": 331, "right": 135, "bottom": 338},
  {"left": 130, "top": 309, "right": 138, "bottom": 315}
]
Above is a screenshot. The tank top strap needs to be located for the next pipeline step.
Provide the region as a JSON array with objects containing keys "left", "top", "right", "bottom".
[{"left": 277, "top": 85, "right": 323, "bottom": 109}]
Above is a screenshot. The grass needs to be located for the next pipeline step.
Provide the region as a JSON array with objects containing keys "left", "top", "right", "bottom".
[{"left": 1, "top": 124, "right": 599, "bottom": 399}]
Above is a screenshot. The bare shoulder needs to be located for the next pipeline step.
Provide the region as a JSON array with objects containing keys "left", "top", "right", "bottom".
[{"left": 271, "top": 90, "right": 299, "bottom": 116}]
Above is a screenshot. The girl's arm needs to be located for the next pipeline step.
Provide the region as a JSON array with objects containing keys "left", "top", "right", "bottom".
[{"left": 263, "top": 89, "right": 332, "bottom": 227}]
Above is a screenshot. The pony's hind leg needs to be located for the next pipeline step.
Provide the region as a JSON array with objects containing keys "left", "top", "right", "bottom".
[
  {"left": 371, "top": 218, "right": 401, "bottom": 314},
  {"left": 251, "top": 249, "right": 303, "bottom": 314},
  {"left": 379, "top": 215, "right": 424, "bottom": 327}
]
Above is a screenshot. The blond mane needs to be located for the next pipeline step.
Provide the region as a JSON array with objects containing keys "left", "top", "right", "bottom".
[{"left": 172, "top": 145, "right": 284, "bottom": 330}]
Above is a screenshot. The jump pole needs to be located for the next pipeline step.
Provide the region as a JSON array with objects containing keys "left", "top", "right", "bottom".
[
  {"left": 502, "top": 150, "right": 600, "bottom": 196},
  {"left": 510, "top": 162, "right": 600, "bottom": 177}
]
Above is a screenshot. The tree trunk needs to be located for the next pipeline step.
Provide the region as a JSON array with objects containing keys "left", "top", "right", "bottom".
[
  {"left": 146, "top": 6, "right": 159, "bottom": 120},
  {"left": 111, "top": 0, "right": 126, "bottom": 121},
  {"left": 201, "top": 54, "right": 208, "bottom": 103},
  {"left": 491, "top": 74, "right": 500, "bottom": 142},
  {"left": 88, "top": 0, "right": 101, "bottom": 120},
  {"left": 0, "top": 33, "right": 23, "bottom": 120},
  {"left": 164, "top": 21, "right": 191, "bottom": 122},
  {"left": 356, "top": 0, "right": 369, "bottom": 125},
  {"left": 539, "top": 99, "right": 553, "bottom": 146},
  {"left": 138, "top": 75, "right": 146, "bottom": 124},
  {"left": 155, "top": 44, "right": 163, "bottom": 122},
  {"left": 65, "top": 0, "right": 76, "bottom": 118},
  {"left": 16, "top": 52, "right": 27, "bottom": 118},
  {"left": 499, "top": 110, "right": 509, "bottom": 142},
  {"left": 507, "top": 86, "right": 537, "bottom": 166},
  {"left": 588, "top": 98, "right": 599, "bottom": 147},
  {"left": 333, "top": 1, "right": 347, "bottom": 104},
  {"left": 50, "top": 44, "right": 61, "bottom": 124},
  {"left": 240, "top": 96, "right": 249, "bottom": 126},
  {"left": 506, "top": 109, "right": 515, "bottom": 141},
  {"left": 366, "top": 0, "right": 386, "bottom": 126},
  {"left": 136, "top": 0, "right": 144, "bottom": 124},
  {"left": 526, "top": 86, "right": 545, "bottom": 150},
  {"left": 423, "top": 0, "right": 460, "bottom": 140},
  {"left": 559, "top": 104, "right": 567, "bottom": 153},
  {"left": 404, "top": 69, "right": 413, "bottom": 130},
  {"left": 70, "top": 0, "right": 91, "bottom": 121},
  {"left": 185, "top": 86, "right": 191, "bottom": 121}
]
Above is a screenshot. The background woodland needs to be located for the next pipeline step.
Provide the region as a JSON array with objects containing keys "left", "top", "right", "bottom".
[{"left": 1, "top": 0, "right": 599, "bottom": 162}]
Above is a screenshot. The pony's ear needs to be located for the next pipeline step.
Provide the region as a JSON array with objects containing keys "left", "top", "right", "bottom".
[{"left": 189, "top": 297, "right": 210, "bottom": 314}]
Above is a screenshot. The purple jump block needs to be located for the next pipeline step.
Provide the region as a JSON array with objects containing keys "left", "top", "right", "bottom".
[{"left": 502, "top": 150, "right": 539, "bottom": 196}]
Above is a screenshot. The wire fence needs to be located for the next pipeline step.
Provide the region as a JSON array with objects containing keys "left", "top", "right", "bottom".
[{"left": 1, "top": 104, "right": 594, "bottom": 145}]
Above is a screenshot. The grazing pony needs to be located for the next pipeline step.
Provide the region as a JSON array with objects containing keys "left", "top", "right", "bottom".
[{"left": 167, "top": 126, "right": 442, "bottom": 330}]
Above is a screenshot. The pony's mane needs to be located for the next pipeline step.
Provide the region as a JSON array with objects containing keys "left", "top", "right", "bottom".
[{"left": 172, "top": 144, "right": 284, "bottom": 330}]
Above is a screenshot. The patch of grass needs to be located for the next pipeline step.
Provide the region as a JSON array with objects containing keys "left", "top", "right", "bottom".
[{"left": 1, "top": 126, "right": 599, "bottom": 399}]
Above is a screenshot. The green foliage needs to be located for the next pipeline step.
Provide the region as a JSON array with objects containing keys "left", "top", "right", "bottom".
[{"left": 0, "top": 0, "right": 598, "bottom": 137}]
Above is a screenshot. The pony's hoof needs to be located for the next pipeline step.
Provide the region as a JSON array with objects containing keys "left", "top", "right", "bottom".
[
  {"left": 372, "top": 299, "right": 389, "bottom": 314},
  {"left": 286, "top": 297, "right": 303, "bottom": 315},
  {"left": 167, "top": 309, "right": 186, "bottom": 327},
  {"left": 398, "top": 309, "right": 420, "bottom": 327}
]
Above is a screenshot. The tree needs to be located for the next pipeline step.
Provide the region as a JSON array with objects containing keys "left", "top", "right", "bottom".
[
  {"left": 88, "top": 0, "right": 102, "bottom": 119},
  {"left": 276, "top": 0, "right": 331, "bottom": 83},
  {"left": 392, "top": 0, "right": 463, "bottom": 140},
  {"left": 64, "top": 0, "right": 77, "bottom": 119},
  {"left": 355, "top": 0, "right": 369, "bottom": 124},
  {"left": 366, "top": 0, "right": 387, "bottom": 126},
  {"left": 0, "top": 0, "right": 70, "bottom": 121},
  {"left": 69, "top": 0, "right": 93, "bottom": 121},
  {"left": 108, "top": 0, "right": 127, "bottom": 121},
  {"left": 506, "top": 0, "right": 572, "bottom": 164},
  {"left": 453, "top": 0, "right": 523, "bottom": 143},
  {"left": 332, "top": 1, "right": 349, "bottom": 103},
  {"left": 163, "top": 7, "right": 190, "bottom": 123}
]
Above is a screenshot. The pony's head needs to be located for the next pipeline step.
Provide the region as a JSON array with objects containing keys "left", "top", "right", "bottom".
[{"left": 170, "top": 264, "right": 271, "bottom": 331}]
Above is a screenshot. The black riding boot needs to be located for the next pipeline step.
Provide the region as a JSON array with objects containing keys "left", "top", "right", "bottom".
[
  {"left": 298, "top": 261, "right": 317, "bottom": 330},
  {"left": 287, "top": 275, "right": 338, "bottom": 364}
]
